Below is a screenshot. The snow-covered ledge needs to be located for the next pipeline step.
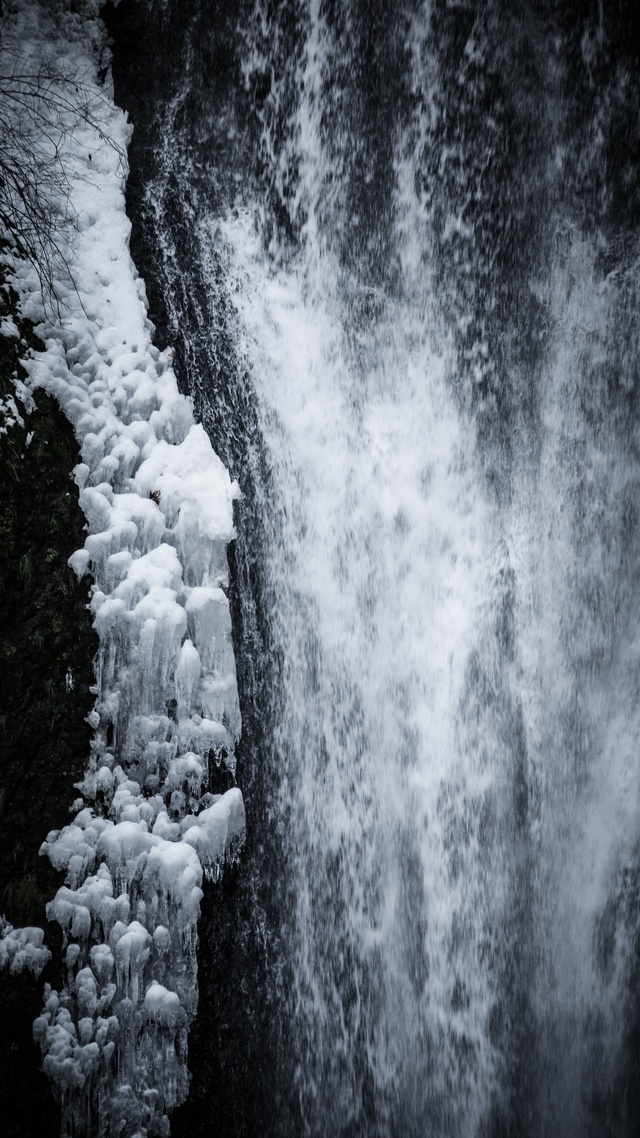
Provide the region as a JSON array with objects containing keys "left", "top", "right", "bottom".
[{"left": 2, "top": 2, "right": 244, "bottom": 1135}]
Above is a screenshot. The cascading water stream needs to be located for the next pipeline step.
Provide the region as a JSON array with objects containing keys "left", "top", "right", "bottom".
[
  {"left": 221, "top": 212, "right": 500, "bottom": 1137},
  {"left": 105, "top": 2, "right": 640, "bottom": 1136}
]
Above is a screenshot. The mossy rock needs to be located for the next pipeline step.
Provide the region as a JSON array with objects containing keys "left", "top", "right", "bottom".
[{"left": 0, "top": 274, "right": 97, "bottom": 1136}]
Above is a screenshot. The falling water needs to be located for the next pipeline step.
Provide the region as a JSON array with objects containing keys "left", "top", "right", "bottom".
[{"left": 107, "top": 1, "right": 640, "bottom": 1135}]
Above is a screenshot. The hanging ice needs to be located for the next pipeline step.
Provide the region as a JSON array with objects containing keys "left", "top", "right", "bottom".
[
  {"left": 0, "top": 919, "right": 51, "bottom": 977},
  {"left": 1, "top": 3, "right": 244, "bottom": 1135}
]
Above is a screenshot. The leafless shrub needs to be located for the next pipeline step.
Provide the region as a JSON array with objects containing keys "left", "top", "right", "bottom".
[{"left": 0, "top": 29, "right": 125, "bottom": 314}]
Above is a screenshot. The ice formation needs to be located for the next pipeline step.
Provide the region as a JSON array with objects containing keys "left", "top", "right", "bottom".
[
  {"left": 0, "top": 919, "right": 51, "bottom": 977},
  {"left": 1, "top": 2, "right": 244, "bottom": 1134}
]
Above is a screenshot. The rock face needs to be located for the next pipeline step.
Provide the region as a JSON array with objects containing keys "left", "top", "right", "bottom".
[{"left": 0, "top": 276, "right": 96, "bottom": 1138}]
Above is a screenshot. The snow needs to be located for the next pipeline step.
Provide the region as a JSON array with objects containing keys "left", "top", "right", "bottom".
[
  {"left": 143, "top": 981, "right": 184, "bottom": 1028},
  {"left": 0, "top": 315, "right": 20, "bottom": 338},
  {"left": 0, "top": 2, "right": 245, "bottom": 1135},
  {"left": 0, "top": 392, "right": 25, "bottom": 434}
]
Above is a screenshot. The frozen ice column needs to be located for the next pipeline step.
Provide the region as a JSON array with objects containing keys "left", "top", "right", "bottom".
[
  {"left": 38, "top": 420, "right": 245, "bottom": 1138},
  {"left": 0, "top": 2, "right": 245, "bottom": 1131}
]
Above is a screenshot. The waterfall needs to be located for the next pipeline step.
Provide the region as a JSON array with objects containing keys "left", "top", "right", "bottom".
[{"left": 38, "top": 0, "right": 640, "bottom": 1134}]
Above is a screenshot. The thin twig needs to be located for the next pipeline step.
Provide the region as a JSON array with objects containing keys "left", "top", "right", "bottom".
[{"left": 0, "top": 35, "right": 126, "bottom": 319}]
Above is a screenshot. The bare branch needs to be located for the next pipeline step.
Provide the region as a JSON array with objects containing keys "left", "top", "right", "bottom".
[{"left": 0, "top": 29, "right": 125, "bottom": 317}]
